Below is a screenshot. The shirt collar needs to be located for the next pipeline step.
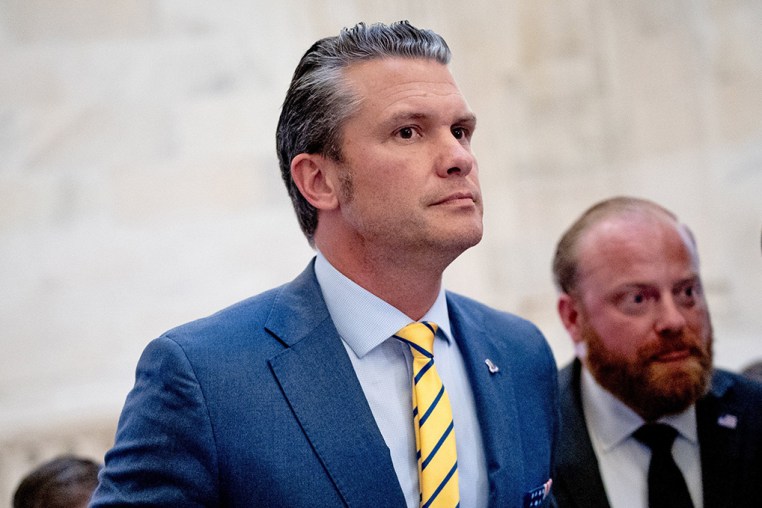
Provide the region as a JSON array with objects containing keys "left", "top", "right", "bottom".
[
  {"left": 581, "top": 365, "right": 698, "bottom": 452},
  {"left": 314, "top": 252, "right": 452, "bottom": 358}
]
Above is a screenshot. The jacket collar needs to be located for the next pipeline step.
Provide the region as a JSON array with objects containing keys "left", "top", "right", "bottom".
[{"left": 265, "top": 260, "right": 407, "bottom": 507}]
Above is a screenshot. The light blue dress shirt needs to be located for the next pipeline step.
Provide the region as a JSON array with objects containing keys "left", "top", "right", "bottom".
[{"left": 315, "top": 252, "right": 488, "bottom": 508}]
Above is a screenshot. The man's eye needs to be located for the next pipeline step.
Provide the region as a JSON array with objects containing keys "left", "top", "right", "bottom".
[
  {"left": 452, "top": 127, "right": 466, "bottom": 139},
  {"left": 675, "top": 284, "right": 698, "bottom": 306},
  {"left": 398, "top": 127, "right": 414, "bottom": 139},
  {"left": 616, "top": 290, "right": 652, "bottom": 315}
]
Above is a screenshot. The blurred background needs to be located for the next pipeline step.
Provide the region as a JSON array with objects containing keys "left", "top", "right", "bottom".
[{"left": 1, "top": 0, "right": 760, "bottom": 501}]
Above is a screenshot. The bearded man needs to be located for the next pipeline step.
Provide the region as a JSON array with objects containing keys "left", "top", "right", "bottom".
[{"left": 551, "top": 196, "right": 762, "bottom": 508}]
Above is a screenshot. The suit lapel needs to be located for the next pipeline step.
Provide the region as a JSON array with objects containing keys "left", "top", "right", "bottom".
[
  {"left": 697, "top": 372, "right": 741, "bottom": 508},
  {"left": 557, "top": 361, "right": 611, "bottom": 508},
  {"left": 265, "top": 263, "right": 405, "bottom": 507},
  {"left": 447, "top": 296, "right": 525, "bottom": 506}
]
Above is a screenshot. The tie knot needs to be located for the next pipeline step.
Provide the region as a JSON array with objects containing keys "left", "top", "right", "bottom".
[
  {"left": 633, "top": 423, "right": 679, "bottom": 451},
  {"left": 394, "top": 321, "right": 438, "bottom": 357}
]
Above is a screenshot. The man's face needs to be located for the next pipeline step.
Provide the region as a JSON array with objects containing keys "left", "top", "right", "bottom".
[
  {"left": 566, "top": 214, "right": 713, "bottom": 420},
  {"left": 325, "top": 57, "right": 483, "bottom": 265}
]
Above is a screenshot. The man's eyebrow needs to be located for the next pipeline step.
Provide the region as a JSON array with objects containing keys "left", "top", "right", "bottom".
[
  {"left": 674, "top": 275, "right": 701, "bottom": 287},
  {"left": 385, "top": 111, "right": 429, "bottom": 124},
  {"left": 613, "top": 283, "right": 652, "bottom": 292},
  {"left": 456, "top": 113, "right": 477, "bottom": 126},
  {"left": 384, "top": 111, "right": 477, "bottom": 126}
]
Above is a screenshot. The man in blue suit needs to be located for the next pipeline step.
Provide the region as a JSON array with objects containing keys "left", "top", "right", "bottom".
[
  {"left": 551, "top": 197, "right": 762, "bottom": 508},
  {"left": 91, "top": 21, "right": 558, "bottom": 507}
]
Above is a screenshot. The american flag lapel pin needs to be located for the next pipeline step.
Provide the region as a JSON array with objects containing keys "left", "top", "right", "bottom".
[{"left": 717, "top": 413, "right": 738, "bottom": 429}]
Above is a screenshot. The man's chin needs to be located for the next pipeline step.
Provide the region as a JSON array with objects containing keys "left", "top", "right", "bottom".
[
  {"left": 586, "top": 353, "right": 711, "bottom": 420},
  {"left": 648, "top": 354, "right": 704, "bottom": 380},
  {"left": 650, "top": 353, "right": 710, "bottom": 389},
  {"left": 581, "top": 324, "right": 714, "bottom": 420},
  {"left": 630, "top": 357, "right": 711, "bottom": 418},
  {"left": 439, "top": 223, "right": 483, "bottom": 252}
]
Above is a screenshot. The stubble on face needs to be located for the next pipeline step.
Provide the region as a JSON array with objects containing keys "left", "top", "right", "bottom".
[
  {"left": 583, "top": 320, "right": 713, "bottom": 421},
  {"left": 327, "top": 58, "right": 483, "bottom": 264},
  {"left": 337, "top": 162, "right": 354, "bottom": 204}
]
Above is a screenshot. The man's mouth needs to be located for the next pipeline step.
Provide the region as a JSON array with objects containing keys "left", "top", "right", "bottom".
[
  {"left": 654, "top": 349, "right": 692, "bottom": 363},
  {"left": 433, "top": 191, "right": 476, "bottom": 206}
]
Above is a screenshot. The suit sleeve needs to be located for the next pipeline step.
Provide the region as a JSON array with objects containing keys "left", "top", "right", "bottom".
[{"left": 91, "top": 336, "right": 219, "bottom": 507}]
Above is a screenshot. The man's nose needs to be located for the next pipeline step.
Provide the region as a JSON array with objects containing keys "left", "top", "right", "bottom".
[
  {"left": 654, "top": 294, "right": 688, "bottom": 336},
  {"left": 436, "top": 133, "right": 475, "bottom": 177}
]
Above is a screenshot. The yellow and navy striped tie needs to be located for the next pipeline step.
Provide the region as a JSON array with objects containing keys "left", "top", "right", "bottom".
[{"left": 395, "top": 321, "right": 459, "bottom": 508}]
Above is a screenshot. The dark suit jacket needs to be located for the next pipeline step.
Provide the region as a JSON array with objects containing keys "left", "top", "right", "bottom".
[
  {"left": 555, "top": 359, "right": 762, "bottom": 508},
  {"left": 91, "top": 260, "right": 559, "bottom": 507}
]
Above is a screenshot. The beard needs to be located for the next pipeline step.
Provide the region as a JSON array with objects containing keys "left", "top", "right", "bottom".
[{"left": 583, "top": 323, "right": 714, "bottom": 421}]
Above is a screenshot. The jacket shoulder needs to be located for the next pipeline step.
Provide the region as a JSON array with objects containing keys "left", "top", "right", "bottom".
[
  {"left": 708, "top": 368, "right": 762, "bottom": 409},
  {"left": 445, "top": 291, "right": 545, "bottom": 333}
]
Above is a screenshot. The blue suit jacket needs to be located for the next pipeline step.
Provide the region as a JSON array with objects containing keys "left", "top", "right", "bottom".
[
  {"left": 554, "top": 359, "right": 762, "bottom": 508},
  {"left": 92, "top": 261, "right": 558, "bottom": 507}
]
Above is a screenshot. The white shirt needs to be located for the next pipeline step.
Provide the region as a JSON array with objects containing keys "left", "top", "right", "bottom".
[
  {"left": 314, "top": 252, "right": 488, "bottom": 508},
  {"left": 580, "top": 367, "right": 704, "bottom": 508}
]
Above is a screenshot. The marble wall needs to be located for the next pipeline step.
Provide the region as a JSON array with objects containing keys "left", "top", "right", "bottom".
[{"left": 1, "top": 0, "right": 760, "bottom": 501}]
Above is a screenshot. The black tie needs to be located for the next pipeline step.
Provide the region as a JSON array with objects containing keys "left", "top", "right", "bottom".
[{"left": 633, "top": 423, "right": 694, "bottom": 508}]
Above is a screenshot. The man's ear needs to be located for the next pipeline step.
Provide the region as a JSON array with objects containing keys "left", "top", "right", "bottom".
[
  {"left": 290, "top": 153, "right": 339, "bottom": 210},
  {"left": 558, "top": 293, "right": 584, "bottom": 345}
]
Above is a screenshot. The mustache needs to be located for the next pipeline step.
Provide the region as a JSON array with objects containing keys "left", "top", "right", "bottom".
[{"left": 640, "top": 336, "right": 708, "bottom": 361}]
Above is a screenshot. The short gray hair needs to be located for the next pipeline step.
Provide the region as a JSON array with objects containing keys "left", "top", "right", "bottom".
[{"left": 275, "top": 20, "right": 452, "bottom": 245}]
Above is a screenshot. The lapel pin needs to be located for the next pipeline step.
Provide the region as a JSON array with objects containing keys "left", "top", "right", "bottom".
[
  {"left": 485, "top": 358, "right": 500, "bottom": 374},
  {"left": 717, "top": 413, "right": 738, "bottom": 429}
]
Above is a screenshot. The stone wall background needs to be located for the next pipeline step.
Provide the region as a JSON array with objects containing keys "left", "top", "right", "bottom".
[{"left": 1, "top": 0, "right": 760, "bottom": 501}]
